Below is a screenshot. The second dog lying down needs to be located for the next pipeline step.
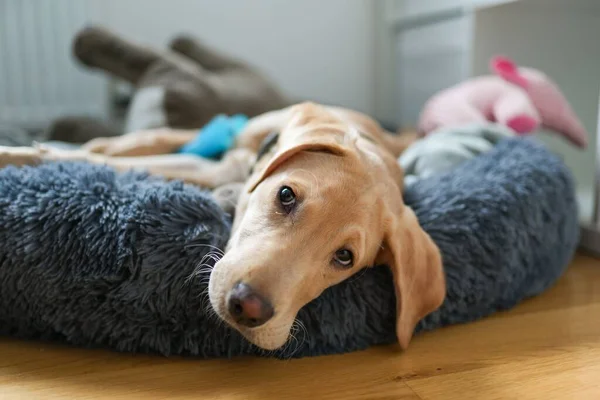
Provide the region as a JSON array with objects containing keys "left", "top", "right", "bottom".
[{"left": 0, "top": 102, "right": 445, "bottom": 351}]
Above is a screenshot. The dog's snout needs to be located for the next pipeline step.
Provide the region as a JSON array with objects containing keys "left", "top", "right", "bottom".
[{"left": 227, "top": 282, "right": 274, "bottom": 328}]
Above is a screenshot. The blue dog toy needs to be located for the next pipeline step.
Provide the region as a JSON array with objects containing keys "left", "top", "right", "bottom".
[{"left": 178, "top": 114, "right": 249, "bottom": 159}]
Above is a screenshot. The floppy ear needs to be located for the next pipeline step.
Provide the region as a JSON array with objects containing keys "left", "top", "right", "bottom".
[
  {"left": 490, "top": 55, "right": 529, "bottom": 89},
  {"left": 376, "top": 206, "right": 445, "bottom": 350},
  {"left": 246, "top": 135, "right": 348, "bottom": 192},
  {"left": 246, "top": 102, "right": 355, "bottom": 192}
]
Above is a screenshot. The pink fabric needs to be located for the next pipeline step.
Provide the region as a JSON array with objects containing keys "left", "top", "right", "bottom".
[
  {"left": 418, "top": 56, "right": 589, "bottom": 148},
  {"left": 491, "top": 56, "right": 529, "bottom": 89},
  {"left": 506, "top": 115, "right": 539, "bottom": 135},
  {"left": 492, "top": 87, "right": 540, "bottom": 133}
]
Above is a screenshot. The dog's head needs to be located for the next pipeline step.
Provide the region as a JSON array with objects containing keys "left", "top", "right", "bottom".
[{"left": 208, "top": 103, "right": 445, "bottom": 350}]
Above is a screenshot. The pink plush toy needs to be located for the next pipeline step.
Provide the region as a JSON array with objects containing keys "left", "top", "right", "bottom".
[{"left": 418, "top": 56, "right": 589, "bottom": 148}]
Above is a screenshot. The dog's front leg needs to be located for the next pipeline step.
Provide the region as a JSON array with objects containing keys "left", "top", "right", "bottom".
[
  {"left": 0, "top": 146, "right": 43, "bottom": 168},
  {"left": 0, "top": 145, "right": 105, "bottom": 169},
  {"left": 143, "top": 149, "right": 255, "bottom": 189},
  {"left": 38, "top": 145, "right": 255, "bottom": 190},
  {"left": 83, "top": 129, "right": 197, "bottom": 157}
]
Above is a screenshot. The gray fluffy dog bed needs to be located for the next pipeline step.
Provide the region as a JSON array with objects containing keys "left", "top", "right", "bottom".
[{"left": 0, "top": 138, "right": 578, "bottom": 357}]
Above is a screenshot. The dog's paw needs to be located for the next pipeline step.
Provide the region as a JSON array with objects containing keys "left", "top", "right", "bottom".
[
  {"left": 227, "top": 148, "right": 255, "bottom": 169},
  {"left": 34, "top": 143, "right": 96, "bottom": 164}
]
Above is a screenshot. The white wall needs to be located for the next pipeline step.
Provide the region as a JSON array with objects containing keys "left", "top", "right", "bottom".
[
  {"left": 0, "top": 0, "right": 108, "bottom": 127},
  {"left": 95, "top": 0, "right": 375, "bottom": 114}
]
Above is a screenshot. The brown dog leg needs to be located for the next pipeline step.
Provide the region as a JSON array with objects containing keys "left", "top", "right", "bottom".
[
  {"left": 47, "top": 117, "right": 121, "bottom": 144},
  {"left": 36, "top": 145, "right": 254, "bottom": 190},
  {"left": 169, "top": 35, "right": 244, "bottom": 71},
  {"left": 74, "top": 26, "right": 160, "bottom": 85},
  {"left": 0, "top": 146, "right": 42, "bottom": 168}
]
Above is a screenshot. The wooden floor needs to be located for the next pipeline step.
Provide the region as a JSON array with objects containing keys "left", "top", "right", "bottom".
[{"left": 1, "top": 254, "right": 600, "bottom": 399}]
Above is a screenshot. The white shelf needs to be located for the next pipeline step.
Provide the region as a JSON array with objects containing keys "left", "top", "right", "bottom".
[
  {"left": 385, "top": 0, "right": 518, "bottom": 31},
  {"left": 375, "top": 0, "right": 600, "bottom": 229}
]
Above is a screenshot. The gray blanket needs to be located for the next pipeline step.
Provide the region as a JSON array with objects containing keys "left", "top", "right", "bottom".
[{"left": 0, "top": 138, "right": 578, "bottom": 357}]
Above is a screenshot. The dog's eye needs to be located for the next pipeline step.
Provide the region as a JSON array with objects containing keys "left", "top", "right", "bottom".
[
  {"left": 278, "top": 186, "right": 296, "bottom": 212},
  {"left": 333, "top": 248, "right": 354, "bottom": 268}
]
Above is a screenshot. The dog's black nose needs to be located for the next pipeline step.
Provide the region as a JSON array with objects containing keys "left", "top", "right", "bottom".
[{"left": 227, "top": 282, "right": 274, "bottom": 327}]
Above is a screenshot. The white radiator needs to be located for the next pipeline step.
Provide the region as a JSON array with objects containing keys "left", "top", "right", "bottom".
[{"left": 0, "top": 0, "right": 108, "bottom": 128}]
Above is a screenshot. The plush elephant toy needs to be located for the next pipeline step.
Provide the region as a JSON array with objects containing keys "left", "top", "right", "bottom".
[
  {"left": 418, "top": 56, "right": 589, "bottom": 148},
  {"left": 48, "top": 26, "right": 290, "bottom": 143}
]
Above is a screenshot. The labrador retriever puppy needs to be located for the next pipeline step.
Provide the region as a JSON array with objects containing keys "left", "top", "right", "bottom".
[
  {"left": 0, "top": 102, "right": 445, "bottom": 351},
  {"left": 208, "top": 103, "right": 445, "bottom": 350}
]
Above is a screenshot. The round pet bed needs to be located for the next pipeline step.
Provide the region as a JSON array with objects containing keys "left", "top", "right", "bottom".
[{"left": 0, "top": 138, "right": 579, "bottom": 358}]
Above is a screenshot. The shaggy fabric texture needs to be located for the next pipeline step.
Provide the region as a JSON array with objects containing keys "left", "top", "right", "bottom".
[{"left": 0, "top": 138, "right": 578, "bottom": 358}]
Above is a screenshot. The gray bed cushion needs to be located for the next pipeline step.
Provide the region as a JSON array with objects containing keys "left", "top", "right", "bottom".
[{"left": 0, "top": 138, "right": 578, "bottom": 357}]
